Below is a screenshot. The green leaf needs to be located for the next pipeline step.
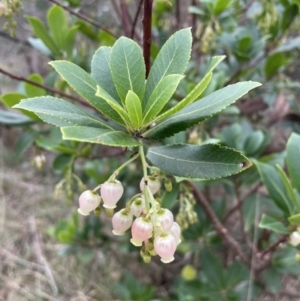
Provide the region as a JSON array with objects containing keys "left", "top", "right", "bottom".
[
  {"left": 0, "top": 110, "right": 34, "bottom": 126},
  {"left": 264, "top": 53, "right": 288, "bottom": 79},
  {"left": 125, "top": 91, "right": 142, "bottom": 130},
  {"left": 214, "top": 0, "right": 231, "bottom": 15},
  {"left": 65, "top": 25, "right": 78, "bottom": 58},
  {"left": 243, "top": 131, "right": 264, "bottom": 156},
  {"left": 276, "top": 164, "right": 299, "bottom": 211},
  {"left": 143, "top": 28, "right": 192, "bottom": 108},
  {"left": 49, "top": 60, "right": 124, "bottom": 125},
  {"left": 288, "top": 213, "right": 300, "bottom": 226},
  {"left": 91, "top": 46, "right": 120, "bottom": 102},
  {"left": 25, "top": 74, "right": 46, "bottom": 97},
  {"left": 61, "top": 126, "right": 141, "bottom": 147},
  {"left": 15, "top": 131, "right": 38, "bottom": 160},
  {"left": 145, "top": 81, "right": 261, "bottom": 139},
  {"left": 157, "top": 56, "right": 225, "bottom": 120},
  {"left": 143, "top": 74, "right": 183, "bottom": 125},
  {"left": 255, "top": 161, "right": 292, "bottom": 214},
  {"left": 286, "top": 133, "right": 300, "bottom": 194},
  {"left": 109, "top": 37, "right": 145, "bottom": 102},
  {"left": 96, "top": 85, "right": 129, "bottom": 125},
  {"left": 47, "top": 5, "right": 67, "bottom": 51},
  {"left": 281, "top": 4, "right": 299, "bottom": 33},
  {"left": 27, "top": 16, "right": 60, "bottom": 56},
  {"left": 1, "top": 93, "right": 40, "bottom": 121},
  {"left": 146, "top": 144, "right": 251, "bottom": 179},
  {"left": 13, "top": 96, "right": 112, "bottom": 129},
  {"left": 259, "top": 214, "right": 290, "bottom": 234}
]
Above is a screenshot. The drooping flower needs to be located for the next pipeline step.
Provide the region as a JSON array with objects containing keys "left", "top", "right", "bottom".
[
  {"left": 112, "top": 209, "right": 133, "bottom": 235},
  {"left": 170, "top": 222, "right": 182, "bottom": 245},
  {"left": 130, "top": 197, "right": 145, "bottom": 217},
  {"left": 101, "top": 180, "right": 124, "bottom": 209},
  {"left": 140, "top": 177, "right": 161, "bottom": 195},
  {"left": 78, "top": 190, "right": 101, "bottom": 216},
  {"left": 154, "top": 234, "right": 177, "bottom": 263},
  {"left": 289, "top": 231, "right": 300, "bottom": 247},
  {"left": 131, "top": 217, "right": 153, "bottom": 246},
  {"left": 156, "top": 208, "right": 174, "bottom": 232}
]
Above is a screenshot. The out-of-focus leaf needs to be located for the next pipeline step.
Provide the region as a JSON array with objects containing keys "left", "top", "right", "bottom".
[
  {"left": 259, "top": 214, "right": 290, "bottom": 234},
  {"left": 0, "top": 110, "right": 34, "bottom": 126},
  {"left": 286, "top": 133, "right": 300, "bottom": 194},
  {"left": 214, "top": 0, "right": 231, "bottom": 15},
  {"left": 15, "top": 131, "right": 38, "bottom": 159},
  {"left": 264, "top": 53, "right": 288, "bottom": 79},
  {"left": 25, "top": 74, "right": 46, "bottom": 97}
]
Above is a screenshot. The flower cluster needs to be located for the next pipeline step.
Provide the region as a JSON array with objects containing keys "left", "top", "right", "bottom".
[
  {"left": 77, "top": 175, "right": 181, "bottom": 264},
  {"left": 289, "top": 228, "right": 300, "bottom": 247}
]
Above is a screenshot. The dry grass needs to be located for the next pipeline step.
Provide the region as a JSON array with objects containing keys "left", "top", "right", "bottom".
[{"left": 0, "top": 129, "right": 126, "bottom": 301}]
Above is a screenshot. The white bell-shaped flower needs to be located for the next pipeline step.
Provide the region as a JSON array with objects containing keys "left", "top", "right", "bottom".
[
  {"left": 130, "top": 217, "right": 153, "bottom": 246},
  {"left": 289, "top": 231, "right": 300, "bottom": 247},
  {"left": 170, "top": 222, "right": 182, "bottom": 245},
  {"left": 112, "top": 209, "right": 133, "bottom": 235},
  {"left": 140, "top": 177, "right": 161, "bottom": 195},
  {"left": 157, "top": 208, "right": 174, "bottom": 232},
  {"left": 130, "top": 197, "right": 145, "bottom": 217},
  {"left": 100, "top": 180, "right": 124, "bottom": 209},
  {"left": 154, "top": 233, "right": 177, "bottom": 263},
  {"left": 78, "top": 190, "right": 101, "bottom": 216}
]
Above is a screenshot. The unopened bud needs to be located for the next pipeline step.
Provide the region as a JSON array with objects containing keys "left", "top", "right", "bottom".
[
  {"left": 164, "top": 179, "right": 172, "bottom": 192},
  {"left": 105, "top": 208, "right": 114, "bottom": 217},
  {"left": 94, "top": 206, "right": 102, "bottom": 216}
]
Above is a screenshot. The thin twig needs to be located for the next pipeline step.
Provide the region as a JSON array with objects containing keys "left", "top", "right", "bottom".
[
  {"left": 47, "top": 0, "right": 116, "bottom": 38},
  {"left": 191, "top": 0, "right": 197, "bottom": 36},
  {"left": 257, "top": 235, "right": 289, "bottom": 260},
  {"left": 111, "top": 0, "right": 122, "bottom": 20},
  {"left": 131, "top": 0, "right": 143, "bottom": 39},
  {"left": 120, "top": 0, "right": 130, "bottom": 37},
  {"left": 0, "top": 66, "right": 89, "bottom": 106},
  {"left": 185, "top": 181, "right": 251, "bottom": 268},
  {"left": 143, "top": 0, "right": 153, "bottom": 78}
]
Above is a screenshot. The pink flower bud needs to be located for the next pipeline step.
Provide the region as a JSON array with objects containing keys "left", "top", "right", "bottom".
[
  {"left": 130, "top": 197, "right": 145, "bottom": 217},
  {"left": 130, "top": 217, "right": 153, "bottom": 246},
  {"left": 140, "top": 177, "right": 161, "bottom": 195},
  {"left": 170, "top": 222, "right": 182, "bottom": 245},
  {"left": 157, "top": 208, "right": 174, "bottom": 232},
  {"left": 154, "top": 234, "right": 177, "bottom": 263},
  {"left": 78, "top": 190, "right": 101, "bottom": 216},
  {"left": 100, "top": 180, "right": 124, "bottom": 209},
  {"left": 112, "top": 209, "right": 133, "bottom": 236}
]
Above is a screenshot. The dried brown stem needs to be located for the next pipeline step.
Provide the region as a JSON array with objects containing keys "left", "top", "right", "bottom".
[
  {"left": 47, "top": 0, "right": 116, "bottom": 38},
  {"left": 185, "top": 181, "right": 251, "bottom": 268},
  {"left": 143, "top": 0, "right": 153, "bottom": 78},
  {"left": 0, "top": 66, "right": 89, "bottom": 106}
]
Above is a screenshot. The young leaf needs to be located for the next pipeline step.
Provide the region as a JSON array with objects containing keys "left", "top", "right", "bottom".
[
  {"left": 61, "top": 126, "right": 140, "bottom": 147},
  {"left": 27, "top": 16, "right": 60, "bottom": 56},
  {"left": 24, "top": 74, "right": 46, "bottom": 97},
  {"left": 276, "top": 164, "right": 299, "bottom": 212},
  {"left": 49, "top": 60, "right": 124, "bottom": 125},
  {"left": 286, "top": 133, "right": 300, "bottom": 194},
  {"left": 288, "top": 213, "right": 300, "bottom": 226},
  {"left": 214, "top": 0, "right": 231, "bottom": 15},
  {"left": 255, "top": 161, "right": 292, "bottom": 215},
  {"left": 157, "top": 56, "right": 225, "bottom": 120},
  {"left": 91, "top": 46, "right": 120, "bottom": 102},
  {"left": 47, "top": 5, "right": 67, "bottom": 51},
  {"left": 65, "top": 25, "right": 78, "bottom": 58},
  {"left": 13, "top": 96, "right": 112, "bottom": 129},
  {"left": 96, "top": 85, "right": 129, "bottom": 125},
  {"left": 125, "top": 91, "right": 142, "bottom": 130},
  {"left": 143, "top": 28, "right": 192, "bottom": 108},
  {"left": 259, "top": 214, "right": 291, "bottom": 234},
  {"left": 145, "top": 81, "right": 261, "bottom": 139},
  {"left": 109, "top": 37, "right": 145, "bottom": 102},
  {"left": 146, "top": 144, "right": 251, "bottom": 179},
  {"left": 142, "top": 74, "right": 183, "bottom": 126}
]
